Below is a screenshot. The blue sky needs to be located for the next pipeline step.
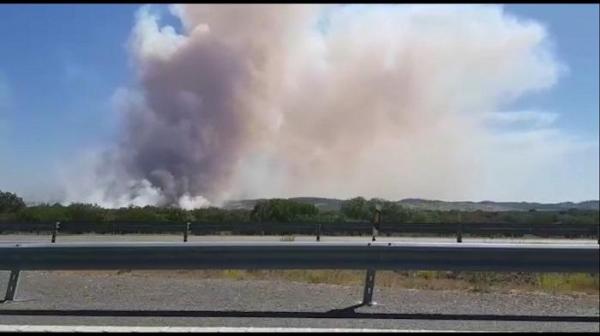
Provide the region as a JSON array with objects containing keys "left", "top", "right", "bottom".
[{"left": 0, "top": 4, "right": 598, "bottom": 203}]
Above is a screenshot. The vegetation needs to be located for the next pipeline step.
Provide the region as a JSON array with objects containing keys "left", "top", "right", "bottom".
[
  {"left": 126, "top": 270, "right": 600, "bottom": 295},
  {"left": 251, "top": 199, "right": 319, "bottom": 222},
  {"left": 2, "top": 189, "right": 598, "bottom": 295},
  {"left": 0, "top": 191, "right": 26, "bottom": 214},
  {"left": 0, "top": 191, "right": 598, "bottom": 237}
]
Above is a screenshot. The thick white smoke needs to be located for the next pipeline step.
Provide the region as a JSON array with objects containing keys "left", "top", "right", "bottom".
[{"left": 63, "top": 4, "right": 598, "bottom": 208}]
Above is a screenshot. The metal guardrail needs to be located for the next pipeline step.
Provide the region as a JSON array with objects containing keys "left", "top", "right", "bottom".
[
  {"left": 2, "top": 242, "right": 598, "bottom": 272},
  {"left": 1, "top": 242, "right": 598, "bottom": 307},
  {"left": 1, "top": 221, "right": 599, "bottom": 242}
]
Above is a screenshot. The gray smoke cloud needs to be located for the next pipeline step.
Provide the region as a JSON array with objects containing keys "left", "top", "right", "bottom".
[{"left": 62, "top": 4, "right": 599, "bottom": 208}]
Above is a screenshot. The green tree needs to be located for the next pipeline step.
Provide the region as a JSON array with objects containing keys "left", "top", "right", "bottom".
[
  {"left": 66, "top": 203, "right": 106, "bottom": 222},
  {"left": 340, "top": 197, "right": 371, "bottom": 220},
  {"left": 113, "top": 206, "right": 162, "bottom": 222},
  {"left": 379, "top": 201, "right": 411, "bottom": 222},
  {"left": 16, "top": 203, "right": 69, "bottom": 222},
  {"left": 0, "top": 190, "right": 26, "bottom": 213},
  {"left": 251, "top": 199, "right": 318, "bottom": 222}
]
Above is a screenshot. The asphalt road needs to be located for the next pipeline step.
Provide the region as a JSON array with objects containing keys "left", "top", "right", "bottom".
[{"left": 0, "top": 270, "right": 598, "bottom": 332}]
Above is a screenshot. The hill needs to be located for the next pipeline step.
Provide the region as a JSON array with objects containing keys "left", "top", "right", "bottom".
[{"left": 223, "top": 198, "right": 599, "bottom": 212}]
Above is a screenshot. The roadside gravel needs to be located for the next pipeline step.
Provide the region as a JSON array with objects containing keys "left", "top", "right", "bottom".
[{"left": 0, "top": 271, "right": 598, "bottom": 332}]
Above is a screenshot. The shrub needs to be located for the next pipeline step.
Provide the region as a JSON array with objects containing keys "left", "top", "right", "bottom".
[{"left": 0, "top": 190, "right": 26, "bottom": 213}]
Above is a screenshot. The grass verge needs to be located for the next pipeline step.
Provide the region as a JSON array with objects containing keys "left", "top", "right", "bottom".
[{"left": 114, "top": 269, "right": 599, "bottom": 296}]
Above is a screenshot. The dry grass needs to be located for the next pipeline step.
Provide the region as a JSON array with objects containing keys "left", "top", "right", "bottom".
[
  {"left": 52, "top": 264, "right": 598, "bottom": 295},
  {"left": 536, "top": 273, "right": 600, "bottom": 294},
  {"left": 94, "top": 269, "right": 599, "bottom": 296}
]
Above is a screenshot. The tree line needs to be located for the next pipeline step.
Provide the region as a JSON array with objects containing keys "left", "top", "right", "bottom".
[{"left": 0, "top": 190, "right": 598, "bottom": 227}]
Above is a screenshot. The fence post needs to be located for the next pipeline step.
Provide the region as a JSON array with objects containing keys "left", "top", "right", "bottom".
[
  {"left": 51, "top": 221, "right": 60, "bottom": 243},
  {"left": 361, "top": 269, "right": 377, "bottom": 306},
  {"left": 2, "top": 270, "right": 20, "bottom": 302},
  {"left": 184, "top": 222, "right": 190, "bottom": 242},
  {"left": 316, "top": 223, "right": 321, "bottom": 242},
  {"left": 456, "top": 223, "right": 463, "bottom": 243},
  {"left": 372, "top": 206, "right": 381, "bottom": 242}
]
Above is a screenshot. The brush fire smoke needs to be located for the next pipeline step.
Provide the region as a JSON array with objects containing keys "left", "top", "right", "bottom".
[{"left": 63, "top": 4, "right": 598, "bottom": 209}]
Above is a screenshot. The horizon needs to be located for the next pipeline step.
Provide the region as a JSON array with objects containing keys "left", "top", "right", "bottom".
[
  {"left": 14, "top": 191, "right": 600, "bottom": 208},
  {"left": 1, "top": 4, "right": 598, "bottom": 207}
]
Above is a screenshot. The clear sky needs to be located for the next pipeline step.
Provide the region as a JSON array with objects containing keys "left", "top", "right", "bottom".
[{"left": 0, "top": 4, "right": 598, "bottom": 204}]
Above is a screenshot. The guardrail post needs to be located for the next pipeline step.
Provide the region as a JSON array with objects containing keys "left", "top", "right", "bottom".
[
  {"left": 51, "top": 222, "right": 60, "bottom": 243},
  {"left": 361, "top": 269, "right": 377, "bottom": 306},
  {"left": 316, "top": 223, "right": 321, "bottom": 242},
  {"left": 184, "top": 222, "right": 190, "bottom": 242},
  {"left": 372, "top": 207, "right": 381, "bottom": 242},
  {"left": 456, "top": 223, "right": 463, "bottom": 243},
  {"left": 2, "top": 270, "right": 20, "bottom": 302}
]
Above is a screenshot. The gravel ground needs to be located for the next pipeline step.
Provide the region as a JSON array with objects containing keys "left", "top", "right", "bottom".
[{"left": 0, "top": 271, "right": 598, "bottom": 332}]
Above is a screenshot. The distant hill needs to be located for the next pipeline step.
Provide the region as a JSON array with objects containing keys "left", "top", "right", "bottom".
[
  {"left": 223, "top": 197, "right": 344, "bottom": 212},
  {"left": 396, "top": 199, "right": 600, "bottom": 212},
  {"left": 223, "top": 197, "right": 599, "bottom": 212}
]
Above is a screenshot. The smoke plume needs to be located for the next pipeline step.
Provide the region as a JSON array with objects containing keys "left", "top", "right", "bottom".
[{"left": 63, "top": 4, "right": 598, "bottom": 208}]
